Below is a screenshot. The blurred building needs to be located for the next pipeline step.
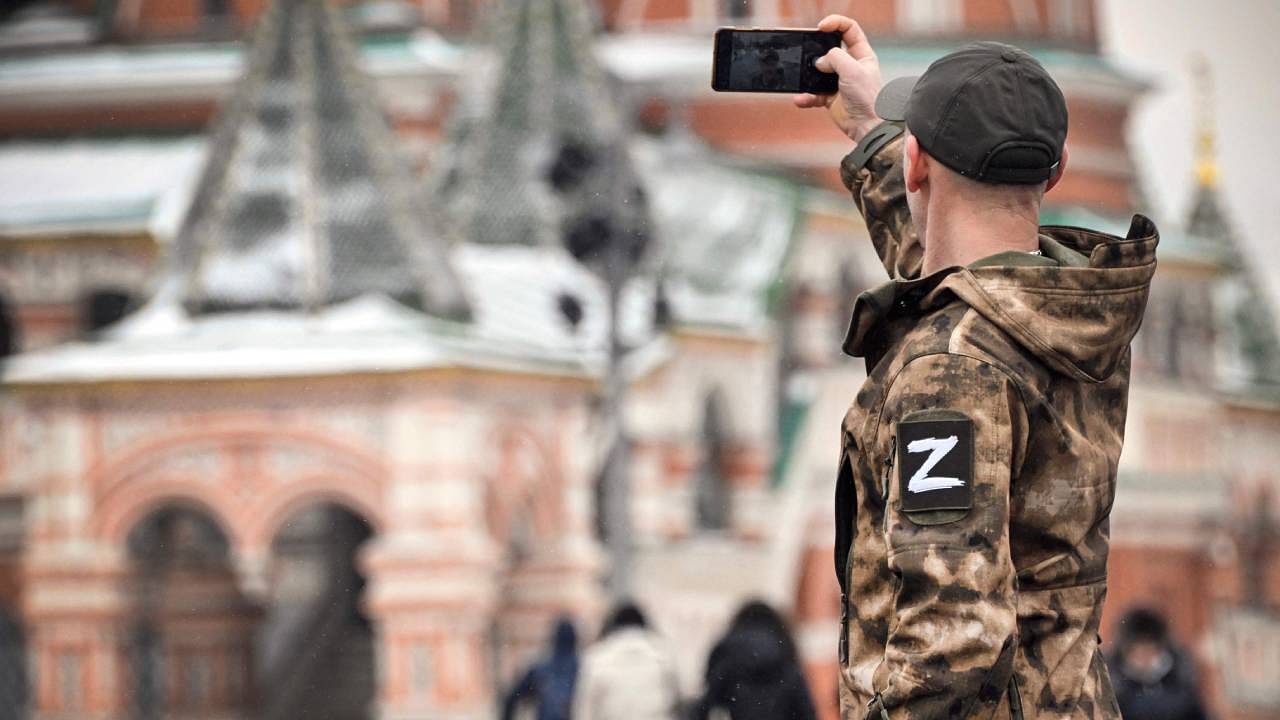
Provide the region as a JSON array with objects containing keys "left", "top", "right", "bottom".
[{"left": 0, "top": 1, "right": 1277, "bottom": 720}]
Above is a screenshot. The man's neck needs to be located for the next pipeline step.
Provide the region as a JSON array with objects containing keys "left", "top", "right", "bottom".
[{"left": 920, "top": 201, "right": 1041, "bottom": 275}]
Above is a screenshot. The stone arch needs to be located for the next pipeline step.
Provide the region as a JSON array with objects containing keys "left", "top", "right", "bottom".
[
  {"left": 122, "top": 501, "right": 256, "bottom": 720},
  {"left": 99, "top": 482, "right": 245, "bottom": 550},
  {"left": 125, "top": 501, "right": 234, "bottom": 570},
  {"left": 257, "top": 501, "right": 377, "bottom": 720},
  {"left": 91, "top": 427, "right": 390, "bottom": 553},
  {"left": 244, "top": 475, "right": 386, "bottom": 552}
]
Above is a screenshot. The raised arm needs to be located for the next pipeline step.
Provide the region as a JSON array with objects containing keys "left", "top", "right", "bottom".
[
  {"left": 794, "top": 14, "right": 922, "bottom": 280},
  {"left": 840, "top": 133, "right": 922, "bottom": 279}
]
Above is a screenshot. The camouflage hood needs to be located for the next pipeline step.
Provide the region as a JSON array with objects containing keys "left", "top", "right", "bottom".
[
  {"left": 842, "top": 215, "right": 1159, "bottom": 382},
  {"left": 954, "top": 215, "right": 1159, "bottom": 382}
]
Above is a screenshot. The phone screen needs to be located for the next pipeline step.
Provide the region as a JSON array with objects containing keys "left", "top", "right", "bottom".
[{"left": 712, "top": 29, "right": 841, "bottom": 94}]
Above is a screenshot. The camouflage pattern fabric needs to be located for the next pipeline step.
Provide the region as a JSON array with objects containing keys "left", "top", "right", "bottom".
[
  {"left": 834, "top": 136, "right": 1158, "bottom": 719},
  {"left": 838, "top": 136, "right": 923, "bottom": 281}
]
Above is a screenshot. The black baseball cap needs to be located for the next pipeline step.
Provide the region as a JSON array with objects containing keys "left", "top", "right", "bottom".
[{"left": 875, "top": 42, "right": 1068, "bottom": 185}]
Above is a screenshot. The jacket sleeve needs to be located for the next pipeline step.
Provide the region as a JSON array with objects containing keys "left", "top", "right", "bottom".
[
  {"left": 869, "top": 353, "right": 1026, "bottom": 719},
  {"left": 840, "top": 135, "right": 923, "bottom": 281}
]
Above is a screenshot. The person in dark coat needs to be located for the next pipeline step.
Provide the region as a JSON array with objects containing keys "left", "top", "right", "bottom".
[
  {"left": 1108, "top": 607, "right": 1211, "bottom": 720},
  {"left": 692, "top": 600, "right": 817, "bottom": 720},
  {"left": 502, "top": 617, "right": 579, "bottom": 720}
]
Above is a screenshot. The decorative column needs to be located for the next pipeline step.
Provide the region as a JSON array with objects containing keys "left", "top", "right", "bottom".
[
  {"left": 17, "top": 400, "right": 136, "bottom": 720},
  {"left": 362, "top": 533, "right": 497, "bottom": 720},
  {"left": 364, "top": 396, "right": 501, "bottom": 720},
  {"left": 23, "top": 549, "right": 132, "bottom": 720}
]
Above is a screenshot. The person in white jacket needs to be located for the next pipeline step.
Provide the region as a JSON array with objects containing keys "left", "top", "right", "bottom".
[{"left": 572, "top": 603, "right": 681, "bottom": 720}]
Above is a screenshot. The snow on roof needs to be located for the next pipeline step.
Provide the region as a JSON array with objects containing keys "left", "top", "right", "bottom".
[
  {"left": 452, "top": 242, "right": 660, "bottom": 352},
  {"left": 2, "top": 296, "right": 452, "bottom": 383},
  {"left": 0, "top": 132, "right": 799, "bottom": 324},
  {"left": 0, "top": 31, "right": 464, "bottom": 108},
  {"left": 163, "top": 0, "right": 469, "bottom": 320},
  {"left": 635, "top": 138, "right": 798, "bottom": 328},
  {"left": 0, "top": 136, "right": 794, "bottom": 384},
  {"left": 1, "top": 219, "right": 771, "bottom": 383},
  {"left": 0, "top": 2, "right": 95, "bottom": 53},
  {"left": 1, "top": 268, "right": 671, "bottom": 384},
  {"left": 0, "top": 137, "right": 206, "bottom": 237}
]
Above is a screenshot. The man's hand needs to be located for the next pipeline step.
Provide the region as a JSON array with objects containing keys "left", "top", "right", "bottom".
[{"left": 793, "top": 15, "right": 883, "bottom": 144}]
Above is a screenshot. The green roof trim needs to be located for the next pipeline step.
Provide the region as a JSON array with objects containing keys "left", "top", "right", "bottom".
[
  {"left": 772, "top": 394, "right": 812, "bottom": 488},
  {"left": 0, "top": 32, "right": 456, "bottom": 83},
  {"left": 0, "top": 198, "right": 154, "bottom": 233},
  {"left": 765, "top": 181, "right": 811, "bottom": 316},
  {"left": 873, "top": 43, "right": 1149, "bottom": 88}
]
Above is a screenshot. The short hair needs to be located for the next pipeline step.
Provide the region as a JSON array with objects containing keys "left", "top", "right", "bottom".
[
  {"left": 1118, "top": 607, "right": 1170, "bottom": 645},
  {"left": 727, "top": 599, "right": 799, "bottom": 662},
  {"left": 600, "top": 602, "right": 648, "bottom": 638},
  {"left": 907, "top": 130, "right": 1048, "bottom": 211}
]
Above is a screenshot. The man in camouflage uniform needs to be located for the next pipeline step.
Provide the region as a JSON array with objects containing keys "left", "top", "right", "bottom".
[{"left": 794, "top": 15, "right": 1158, "bottom": 720}]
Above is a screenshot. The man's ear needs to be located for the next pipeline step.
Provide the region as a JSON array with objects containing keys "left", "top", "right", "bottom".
[
  {"left": 904, "top": 133, "right": 928, "bottom": 193},
  {"left": 1046, "top": 143, "right": 1069, "bottom": 192}
]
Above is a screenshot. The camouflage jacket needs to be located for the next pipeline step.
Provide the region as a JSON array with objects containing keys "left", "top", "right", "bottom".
[{"left": 834, "top": 135, "right": 1158, "bottom": 720}]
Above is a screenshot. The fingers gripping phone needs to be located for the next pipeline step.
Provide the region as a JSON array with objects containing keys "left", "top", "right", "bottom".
[{"left": 711, "top": 28, "right": 841, "bottom": 94}]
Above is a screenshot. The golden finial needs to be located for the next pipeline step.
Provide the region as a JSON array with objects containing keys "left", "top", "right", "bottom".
[{"left": 1192, "top": 54, "right": 1219, "bottom": 189}]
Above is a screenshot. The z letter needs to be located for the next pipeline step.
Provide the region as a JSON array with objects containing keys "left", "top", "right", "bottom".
[{"left": 905, "top": 436, "right": 963, "bottom": 493}]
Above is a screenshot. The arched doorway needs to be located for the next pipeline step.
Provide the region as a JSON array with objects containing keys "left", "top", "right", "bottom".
[
  {"left": 0, "top": 292, "right": 17, "bottom": 359},
  {"left": 258, "top": 502, "right": 375, "bottom": 720},
  {"left": 694, "top": 389, "right": 731, "bottom": 533},
  {"left": 0, "top": 492, "right": 25, "bottom": 720},
  {"left": 0, "top": 604, "right": 27, "bottom": 720},
  {"left": 124, "top": 503, "right": 257, "bottom": 720},
  {"left": 80, "top": 287, "right": 137, "bottom": 336}
]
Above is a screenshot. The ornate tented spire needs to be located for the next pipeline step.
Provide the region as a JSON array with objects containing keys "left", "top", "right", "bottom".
[
  {"left": 168, "top": 0, "right": 470, "bottom": 319},
  {"left": 435, "top": 0, "right": 640, "bottom": 248},
  {"left": 1186, "top": 55, "right": 1280, "bottom": 389},
  {"left": 1193, "top": 55, "right": 1219, "bottom": 191},
  {"left": 1187, "top": 54, "right": 1229, "bottom": 242}
]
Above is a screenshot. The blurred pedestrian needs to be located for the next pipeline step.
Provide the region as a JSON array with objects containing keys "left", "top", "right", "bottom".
[
  {"left": 692, "top": 600, "right": 817, "bottom": 720},
  {"left": 1109, "top": 607, "right": 1210, "bottom": 720},
  {"left": 573, "top": 602, "right": 680, "bottom": 720},
  {"left": 501, "top": 617, "right": 579, "bottom": 720}
]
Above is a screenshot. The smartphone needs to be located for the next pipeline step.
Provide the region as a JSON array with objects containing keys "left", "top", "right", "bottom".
[{"left": 711, "top": 27, "right": 841, "bottom": 94}]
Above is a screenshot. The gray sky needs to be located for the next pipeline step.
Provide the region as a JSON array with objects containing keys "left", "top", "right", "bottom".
[{"left": 1099, "top": 0, "right": 1280, "bottom": 300}]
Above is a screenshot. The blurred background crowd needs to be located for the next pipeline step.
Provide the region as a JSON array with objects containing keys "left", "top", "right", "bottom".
[{"left": 0, "top": 0, "right": 1276, "bottom": 719}]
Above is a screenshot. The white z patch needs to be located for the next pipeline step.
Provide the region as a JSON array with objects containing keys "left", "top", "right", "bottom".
[{"left": 905, "top": 436, "right": 964, "bottom": 493}]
